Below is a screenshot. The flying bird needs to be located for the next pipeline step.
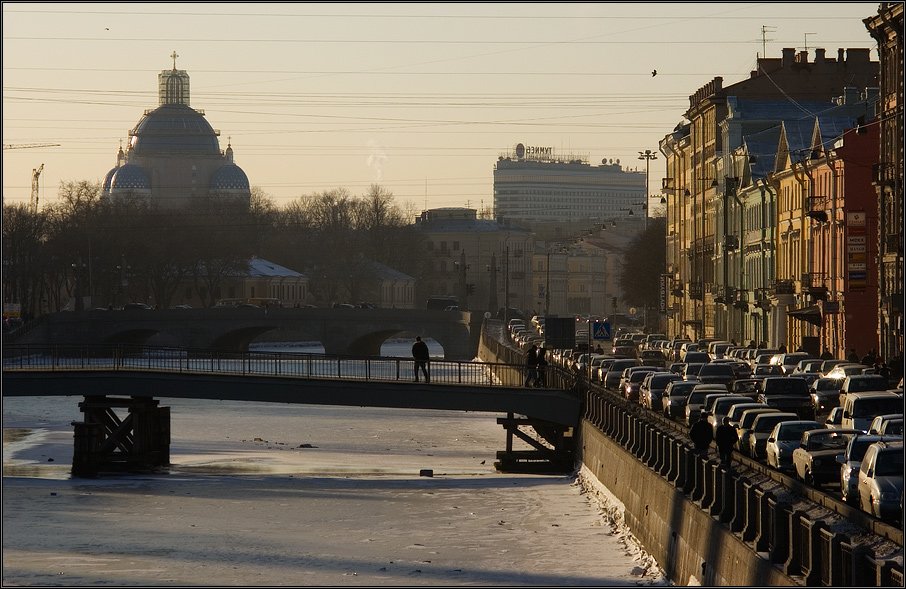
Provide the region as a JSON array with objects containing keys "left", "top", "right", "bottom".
[{"left": 651, "top": 69, "right": 657, "bottom": 77}]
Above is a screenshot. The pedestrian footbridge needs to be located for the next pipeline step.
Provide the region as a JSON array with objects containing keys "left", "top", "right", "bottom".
[{"left": 2, "top": 344, "right": 580, "bottom": 475}]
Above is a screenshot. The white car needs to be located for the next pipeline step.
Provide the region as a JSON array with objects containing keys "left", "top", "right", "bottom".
[
  {"left": 838, "top": 434, "right": 901, "bottom": 505},
  {"left": 858, "top": 440, "right": 904, "bottom": 523},
  {"left": 764, "top": 420, "right": 822, "bottom": 471}
]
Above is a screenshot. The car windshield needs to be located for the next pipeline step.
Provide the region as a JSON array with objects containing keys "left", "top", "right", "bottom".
[
  {"left": 754, "top": 415, "right": 790, "bottom": 432},
  {"left": 846, "top": 377, "right": 888, "bottom": 392},
  {"left": 875, "top": 449, "right": 904, "bottom": 476},
  {"left": 668, "top": 384, "right": 696, "bottom": 396},
  {"left": 853, "top": 398, "right": 903, "bottom": 418},
  {"left": 741, "top": 411, "right": 772, "bottom": 428},
  {"left": 763, "top": 379, "right": 808, "bottom": 396},
  {"left": 630, "top": 371, "right": 651, "bottom": 383},
  {"left": 807, "top": 432, "right": 850, "bottom": 450},
  {"left": 849, "top": 439, "right": 877, "bottom": 461},
  {"left": 779, "top": 422, "right": 821, "bottom": 440},
  {"left": 700, "top": 364, "right": 734, "bottom": 375}
]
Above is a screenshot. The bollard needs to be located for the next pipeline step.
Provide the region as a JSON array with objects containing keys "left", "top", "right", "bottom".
[
  {"left": 753, "top": 489, "right": 773, "bottom": 552},
  {"left": 729, "top": 475, "right": 749, "bottom": 532},
  {"left": 768, "top": 500, "right": 793, "bottom": 565},
  {"left": 657, "top": 432, "right": 669, "bottom": 476},
  {"left": 716, "top": 465, "right": 735, "bottom": 523},
  {"left": 665, "top": 437, "right": 679, "bottom": 482},
  {"left": 782, "top": 509, "right": 808, "bottom": 575},
  {"left": 699, "top": 458, "right": 716, "bottom": 510},
  {"left": 680, "top": 444, "right": 695, "bottom": 494},
  {"left": 691, "top": 453, "right": 706, "bottom": 502},
  {"left": 801, "top": 519, "right": 828, "bottom": 587}
]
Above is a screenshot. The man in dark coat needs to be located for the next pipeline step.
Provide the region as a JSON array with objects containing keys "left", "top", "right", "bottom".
[
  {"left": 412, "top": 336, "right": 430, "bottom": 382},
  {"left": 715, "top": 417, "right": 739, "bottom": 466},
  {"left": 689, "top": 414, "right": 714, "bottom": 455}
]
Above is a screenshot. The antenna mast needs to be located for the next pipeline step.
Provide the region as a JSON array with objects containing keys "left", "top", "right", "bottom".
[{"left": 761, "top": 25, "right": 776, "bottom": 59}]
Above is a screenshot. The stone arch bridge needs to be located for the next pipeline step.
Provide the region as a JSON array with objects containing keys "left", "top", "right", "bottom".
[{"left": 11, "top": 307, "right": 484, "bottom": 360}]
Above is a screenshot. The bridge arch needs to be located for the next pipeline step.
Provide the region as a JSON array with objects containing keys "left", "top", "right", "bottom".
[{"left": 210, "top": 326, "right": 280, "bottom": 352}]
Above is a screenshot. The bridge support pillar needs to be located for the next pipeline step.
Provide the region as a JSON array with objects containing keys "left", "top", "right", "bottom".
[
  {"left": 71, "top": 395, "right": 170, "bottom": 477},
  {"left": 496, "top": 415, "right": 575, "bottom": 473}
]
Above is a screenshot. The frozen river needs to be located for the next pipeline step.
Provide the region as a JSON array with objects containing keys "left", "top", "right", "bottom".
[{"left": 2, "top": 339, "right": 667, "bottom": 586}]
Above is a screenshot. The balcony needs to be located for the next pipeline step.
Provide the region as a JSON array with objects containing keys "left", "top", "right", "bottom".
[
  {"left": 771, "top": 280, "right": 794, "bottom": 295},
  {"left": 688, "top": 282, "right": 703, "bottom": 300}
]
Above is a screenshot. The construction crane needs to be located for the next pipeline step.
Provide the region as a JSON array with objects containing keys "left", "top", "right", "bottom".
[
  {"left": 31, "top": 164, "right": 44, "bottom": 215},
  {"left": 3, "top": 143, "right": 60, "bottom": 150}
]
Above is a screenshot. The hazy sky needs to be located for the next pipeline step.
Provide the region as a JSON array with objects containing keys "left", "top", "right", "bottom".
[{"left": 2, "top": 2, "right": 881, "bottom": 212}]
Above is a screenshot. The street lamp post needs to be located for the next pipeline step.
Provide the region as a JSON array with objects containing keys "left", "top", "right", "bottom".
[{"left": 639, "top": 150, "right": 657, "bottom": 231}]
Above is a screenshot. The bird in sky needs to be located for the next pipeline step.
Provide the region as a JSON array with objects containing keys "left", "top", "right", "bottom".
[{"left": 652, "top": 69, "right": 657, "bottom": 77}]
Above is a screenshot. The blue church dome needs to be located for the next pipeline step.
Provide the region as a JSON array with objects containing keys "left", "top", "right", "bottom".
[
  {"left": 210, "top": 164, "right": 250, "bottom": 191},
  {"left": 109, "top": 163, "right": 151, "bottom": 191},
  {"left": 102, "top": 167, "right": 118, "bottom": 194}
]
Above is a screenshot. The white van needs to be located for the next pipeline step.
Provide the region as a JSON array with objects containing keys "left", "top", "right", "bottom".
[{"left": 840, "top": 391, "right": 904, "bottom": 432}]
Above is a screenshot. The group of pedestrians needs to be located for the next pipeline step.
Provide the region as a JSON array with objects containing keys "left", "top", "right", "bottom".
[
  {"left": 524, "top": 344, "right": 548, "bottom": 387},
  {"left": 689, "top": 412, "right": 738, "bottom": 467}
]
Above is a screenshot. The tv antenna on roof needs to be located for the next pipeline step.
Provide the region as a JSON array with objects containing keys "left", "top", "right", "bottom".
[
  {"left": 803, "top": 32, "right": 816, "bottom": 53},
  {"left": 760, "top": 25, "right": 776, "bottom": 59}
]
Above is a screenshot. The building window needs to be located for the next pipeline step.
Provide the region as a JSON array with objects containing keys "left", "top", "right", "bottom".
[{"left": 453, "top": 241, "right": 460, "bottom": 251}]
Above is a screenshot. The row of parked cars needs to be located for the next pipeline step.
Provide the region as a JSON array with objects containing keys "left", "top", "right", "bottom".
[{"left": 579, "top": 335, "right": 904, "bottom": 526}]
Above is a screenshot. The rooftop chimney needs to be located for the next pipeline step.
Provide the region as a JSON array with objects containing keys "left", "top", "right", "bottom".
[
  {"left": 815, "top": 48, "right": 826, "bottom": 64},
  {"left": 782, "top": 48, "right": 796, "bottom": 67}
]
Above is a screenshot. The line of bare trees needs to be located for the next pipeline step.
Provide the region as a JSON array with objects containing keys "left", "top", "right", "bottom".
[{"left": 2, "top": 181, "right": 427, "bottom": 318}]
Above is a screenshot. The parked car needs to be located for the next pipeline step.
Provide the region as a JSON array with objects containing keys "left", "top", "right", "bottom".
[
  {"left": 638, "top": 349, "right": 667, "bottom": 368},
  {"left": 735, "top": 407, "right": 781, "bottom": 454},
  {"left": 791, "top": 428, "right": 862, "bottom": 488},
  {"left": 769, "top": 352, "right": 813, "bottom": 375},
  {"left": 809, "top": 377, "right": 843, "bottom": 416},
  {"left": 640, "top": 372, "right": 683, "bottom": 411},
  {"left": 682, "top": 363, "right": 706, "bottom": 382},
  {"left": 838, "top": 434, "right": 903, "bottom": 505},
  {"left": 730, "top": 378, "right": 762, "bottom": 398},
  {"left": 840, "top": 391, "right": 904, "bottom": 432},
  {"left": 765, "top": 420, "right": 823, "bottom": 471},
  {"left": 603, "top": 358, "right": 642, "bottom": 390},
  {"left": 792, "top": 358, "right": 825, "bottom": 375},
  {"left": 682, "top": 351, "right": 712, "bottom": 365},
  {"left": 839, "top": 375, "right": 892, "bottom": 400},
  {"left": 747, "top": 412, "right": 800, "bottom": 459},
  {"left": 623, "top": 369, "right": 657, "bottom": 402},
  {"left": 752, "top": 363, "right": 784, "bottom": 377},
  {"left": 725, "top": 402, "right": 770, "bottom": 428},
  {"left": 696, "top": 362, "right": 737, "bottom": 387},
  {"left": 825, "top": 363, "right": 871, "bottom": 381},
  {"left": 867, "top": 414, "right": 904, "bottom": 436},
  {"left": 684, "top": 385, "right": 731, "bottom": 426},
  {"left": 858, "top": 440, "right": 904, "bottom": 523},
  {"left": 818, "top": 359, "right": 850, "bottom": 377},
  {"left": 825, "top": 407, "right": 845, "bottom": 429},
  {"left": 706, "top": 395, "right": 754, "bottom": 434},
  {"left": 757, "top": 377, "right": 813, "bottom": 419},
  {"left": 662, "top": 381, "right": 698, "bottom": 420}
]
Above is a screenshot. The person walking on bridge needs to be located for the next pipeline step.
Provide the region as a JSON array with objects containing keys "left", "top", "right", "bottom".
[
  {"left": 524, "top": 344, "right": 538, "bottom": 387},
  {"left": 412, "top": 336, "right": 430, "bottom": 383}
]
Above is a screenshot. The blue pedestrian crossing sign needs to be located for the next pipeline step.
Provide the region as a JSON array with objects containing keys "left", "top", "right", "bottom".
[{"left": 592, "top": 320, "right": 611, "bottom": 340}]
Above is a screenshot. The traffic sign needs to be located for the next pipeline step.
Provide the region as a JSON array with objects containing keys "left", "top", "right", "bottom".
[{"left": 592, "top": 320, "right": 611, "bottom": 340}]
